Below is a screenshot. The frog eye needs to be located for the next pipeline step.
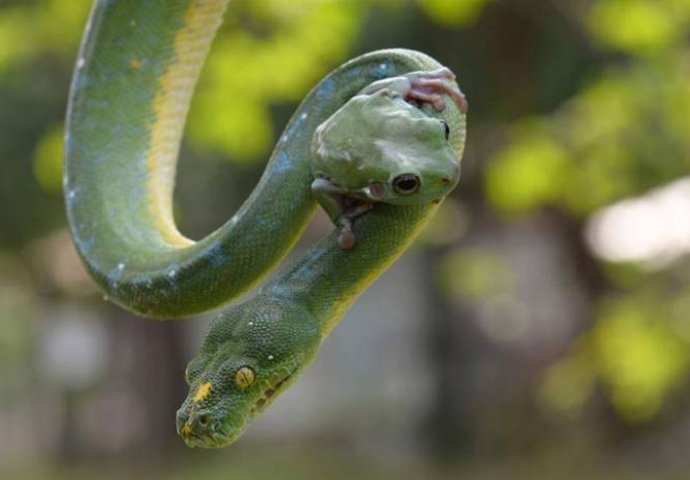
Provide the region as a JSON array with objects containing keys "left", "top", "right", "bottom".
[
  {"left": 234, "top": 366, "right": 256, "bottom": 389},
  {"left": 393, "top": 174, "right": 420, "bottom": 195},
  {"left": 440, "top": 120, "right": 450, "bottom": 140}
]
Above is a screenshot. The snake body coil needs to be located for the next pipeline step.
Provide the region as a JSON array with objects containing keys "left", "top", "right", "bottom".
[{"left": 65, "top": 0, "right": 466, "bottom": 447}]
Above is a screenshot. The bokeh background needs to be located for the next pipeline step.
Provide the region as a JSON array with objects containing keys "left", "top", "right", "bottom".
[{"left": 2, "top": 0, "right": 690, "bottom": 478}]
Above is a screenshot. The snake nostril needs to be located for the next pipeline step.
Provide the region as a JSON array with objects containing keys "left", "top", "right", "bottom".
[{"left": 197, "top": 414, "right": 210, "bottom": 427}]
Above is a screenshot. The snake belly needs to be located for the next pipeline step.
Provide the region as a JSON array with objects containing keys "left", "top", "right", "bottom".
[{"left": 65, "top": 0, "right": 467, "bottom": 447}]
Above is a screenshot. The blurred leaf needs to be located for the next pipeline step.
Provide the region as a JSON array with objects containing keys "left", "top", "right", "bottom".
[
  {"left": 187, "top": 1, "right": 363, "bottom": 162},
  {"left": 418, "top": 0, "right": 490, "bottom": 27},
  {"left": 593, "top": 296, "right": 690, "bottom": 422},
  {"left": 539, "top": 346, "right": 595, "bottom": 415},
  {"left": 0, "top": 0, "right": 89, "bottom": 71},
  {"left": 485, "top": 122, "right": 572, "bottom": 214},
  {"left": 486, "top": 54, "right": 690, "bottom": 216},
  {"left": 437, "top": 248, "right": 514, "bottom": 301},
  {"left": 588, "top": 0, "right": 687, "bottom": 56},
  {"left": 0, "top": 255, "right": 35, "bottom": 369},
  {"left": 0, "top": 8, "right": 34, "bottom": 70},
  {"left": 33, "top": 123, "right": 64, "bottom": 193}
]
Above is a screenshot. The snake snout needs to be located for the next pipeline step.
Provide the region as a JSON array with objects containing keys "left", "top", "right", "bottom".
[
  {"left": 176, "top": 408, "right": 234, "bottom": 448},
  {"left": 177, "top": 409, "right": 211, "bottom": 437}
]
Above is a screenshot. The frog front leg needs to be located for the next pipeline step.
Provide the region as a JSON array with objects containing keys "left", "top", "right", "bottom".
[
  {"left": 362, "top": 68, "right": 468, "bottom": 113},
  {"left": 311, "top": 178, "right": 373, "bottom": 250}
]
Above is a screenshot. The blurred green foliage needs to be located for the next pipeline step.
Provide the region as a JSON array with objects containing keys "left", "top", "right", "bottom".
[
  {"left": 588, "top": 0, "right": 690, "bottom": 55},
  {"left": 438, "top": 248, "right": 515, "bottom": 302},
  {"left": 594, "top": 295, "right": 690, "bottom": 421},
  {"left": 486, "top": 60, "right": 690, "bottom": 215},
  {"left": 480, "top": 0, "right": 690, "bottom": 424},
  {"left": 487, "top": 0, "right": 690, "bottom": 213},
  {"left": 0, "top": 255, "right": 34, "bottom": 371},
  {"left": 187, "top": 0, "right": 364, "bottom": 160},
  {"left": 417, "top": 0, "right": 490, "bottom": 27},
  {"left": 33, "top": 124, "right": 65, "bottom": 193},
  {"left": 541, "top": 289, "right": 690, "bottom": 422},
  {"left": 0, "top": 0, "right": 88, "bottom": 71}
]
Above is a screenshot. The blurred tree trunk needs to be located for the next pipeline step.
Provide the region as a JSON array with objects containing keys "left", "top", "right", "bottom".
[
  {"left": 421, "top": 245, "right": 482, "bottom": 460},
  {"left": 101, "top": 309, "right": 189, "bottom": 456},
  {"left": 127, "top": 314, "right": 189, "bottom": 450}
]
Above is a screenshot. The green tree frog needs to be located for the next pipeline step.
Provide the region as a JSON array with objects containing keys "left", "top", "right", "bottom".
[{"left": 311, "top": 68, "right": 467, "bottom": 249}]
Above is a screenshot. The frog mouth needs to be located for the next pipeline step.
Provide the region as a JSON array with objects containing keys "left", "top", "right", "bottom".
[
  {"left": 312, "top": 177, "right": 381, "bottom": 202},
  {"left": 311, "top": 177, "right": 375, "bottom": 215}
]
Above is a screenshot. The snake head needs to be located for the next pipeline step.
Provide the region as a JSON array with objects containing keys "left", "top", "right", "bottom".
[{"left": 176, "top": 297, "right": 320, "bottom": 448}]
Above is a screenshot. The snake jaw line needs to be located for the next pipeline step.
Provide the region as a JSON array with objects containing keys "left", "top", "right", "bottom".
[{"left": 249, "top": 370, "right": 295, "bottom": 416}]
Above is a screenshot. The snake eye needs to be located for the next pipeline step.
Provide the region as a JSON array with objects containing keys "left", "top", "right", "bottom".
[
  {"left": 393, "top": 174, "right": 420, "bottom": 195},
  {"left": 441, "top": 120, "right": 450, "bottom": 140},
  {"left": 235, "top": 366, "right": 255, "bottom": 389}
]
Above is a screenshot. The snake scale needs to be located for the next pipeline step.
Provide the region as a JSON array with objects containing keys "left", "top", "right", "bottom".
[{"left": 65, "top": 0, "right": 467, "bottom": 448}]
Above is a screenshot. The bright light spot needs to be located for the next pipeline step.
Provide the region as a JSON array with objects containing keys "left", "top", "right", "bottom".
[
  {"left": 586, "top": 176, "right": 690, "bottom": 265},
  {"left": 39, "top": 307, "right": 106, "bottom": 388}
]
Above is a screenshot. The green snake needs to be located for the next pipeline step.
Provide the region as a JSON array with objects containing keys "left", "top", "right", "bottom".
[{"left": 65, "top": 0, "right": 467, "bottom": 448}]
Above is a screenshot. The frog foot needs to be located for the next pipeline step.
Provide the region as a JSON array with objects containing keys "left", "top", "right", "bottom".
[
  {"left": 311, "top": 177, "right": 373, "bottom": 251},
  {"left": 336, "top": 218, "right": 356, "bottom": 251},
  {"left": 405, "top": 68, "right": 469, "bottom": 114},
  {"left": 334, "top": 198, "right": 374, "bottom": 251}
]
